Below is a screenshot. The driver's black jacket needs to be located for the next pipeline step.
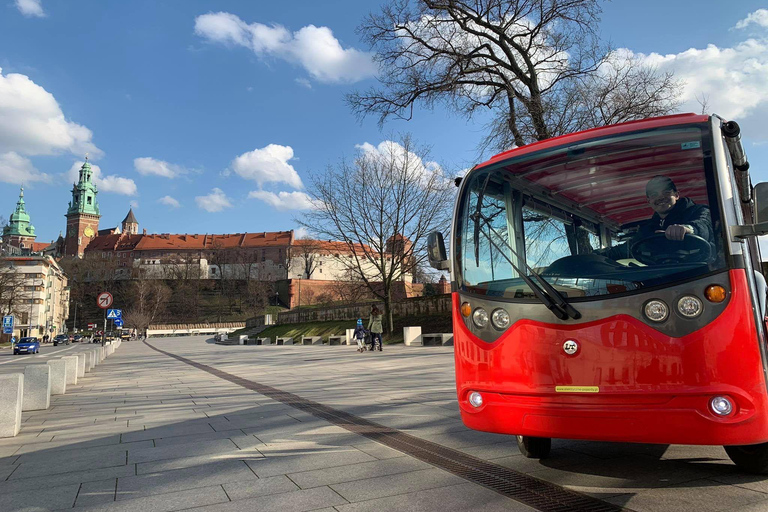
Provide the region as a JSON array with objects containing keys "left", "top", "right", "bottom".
[{"left": 600, "top": 197, "right": 715, "bottom": 261}]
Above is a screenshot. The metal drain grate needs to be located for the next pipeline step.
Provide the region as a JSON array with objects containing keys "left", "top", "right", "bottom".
[{"left": 145, "top": 341, "right": 626, "bottom": 512}]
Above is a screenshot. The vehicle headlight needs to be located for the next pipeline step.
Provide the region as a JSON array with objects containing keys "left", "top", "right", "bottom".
[
  {"left": 491, "top": 308, "right": 510, "bottom": 330},
  {"left": 678, "top": 296, "right": 703, "bottom": 318},
  {"left": 644, "top": 300, "right": 669, "bottom": 322},
  {"left": 472, "top": 308, "right": 489, "bottom": 328}
]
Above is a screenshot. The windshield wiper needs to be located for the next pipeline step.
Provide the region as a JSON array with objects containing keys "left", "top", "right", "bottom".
[
  {"left": 471, "top": 208, "right": 582, "bottom": 321},
  {"left": 473, "top": 172, "right": 493, "bottom": 266}
]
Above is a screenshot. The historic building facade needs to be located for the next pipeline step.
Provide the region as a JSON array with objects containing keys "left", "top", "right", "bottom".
[
  {"left": 65, "top": 158, "right": 101, "bottom": 257},
  {"left": 0, "top": 255, "right": 69, "bottom": 338}
]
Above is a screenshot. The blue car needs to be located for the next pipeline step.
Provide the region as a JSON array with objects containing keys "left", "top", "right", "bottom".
[{"left": 14, "top": 337, "right": 40, "bottom": 355}]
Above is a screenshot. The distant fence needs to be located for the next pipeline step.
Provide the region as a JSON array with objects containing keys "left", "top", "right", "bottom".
[
  {"left": 146, "top": 322, "right": 245, "bottom": 338},
  {"left": 271, "top": 294, "right": 451, "bottom": 325}
]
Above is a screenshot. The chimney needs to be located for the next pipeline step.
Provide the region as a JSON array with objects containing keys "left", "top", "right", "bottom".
[{"left": 142, "top": 229, "right": 147, "bottom": 235}]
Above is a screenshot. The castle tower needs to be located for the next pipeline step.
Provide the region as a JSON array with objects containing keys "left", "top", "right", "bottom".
[
  {"left": 121, "top": 208, "right": 139, "bottom": 235},
  {"left": 2, "top": 187, "right": 36, "bottom": 250},
  {"left": 64, "top": 158, "right": 100, "bottom": 257}
]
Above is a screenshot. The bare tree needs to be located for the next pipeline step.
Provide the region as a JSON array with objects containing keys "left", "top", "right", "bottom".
[
  {"left": 349, "top": 0, "right": 681, "bottom": 152},
  {"left": 300, "top": 135, "right": 453, "bottom": 332},
  {"left": 292, "top": 238, "right": 323, "bottom": 279},
  {"left": 122, "top": 279, "right": 171, "bottom": 335},
  {"left": 0, "top": 261, "right": 29, "bottom": 322}
]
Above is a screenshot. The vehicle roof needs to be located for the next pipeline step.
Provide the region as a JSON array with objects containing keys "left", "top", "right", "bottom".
[{"left": 474, "top": 114, "right": 712, "bottom": 226}]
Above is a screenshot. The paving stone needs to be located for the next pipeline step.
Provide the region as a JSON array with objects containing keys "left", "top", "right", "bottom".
[
  {"left": 0, "top": 482, "right": 80, "bottom": 511},
  {"left": 120, "top": 423, "right": 215, "bottom": 443},
  {"left": 126, "top": 438, "right": 237, "bottom": 464},
  {"left": 11, "top": 445, "right": 127, "bottom": 478},
  {"left": 116, "top": 460, "right": 257, "bottom": 500},
  {"left": 69, "top": 485, "right": 230, "bottom": 512},
  {"left": 245, "top": 446, "right": 376, "bottom": 478},
  {"left": 288, "top": 456, "right": 431, "bottom": 489},
  {"left": 76, "top": 478, "right": 117, "bottom": 507},
  {"left": 329, "top": 467, "right": 466, "bottom": 502},
  {"left": 604, "top": 478, "right": 768, "bottom": 512},
  {"left": 187, "top": 486, "right": 348, "bottom": 512},
  {"left": 333, "top": 481, "right": 537, "bottom": 512},
  {"left": 221, "top": 474, "right": 299, "bottom": 500}
]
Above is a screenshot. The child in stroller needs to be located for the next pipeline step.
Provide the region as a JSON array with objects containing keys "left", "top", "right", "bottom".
[{"left": 353, "top": 319, "right": 368, "bottom": 352}]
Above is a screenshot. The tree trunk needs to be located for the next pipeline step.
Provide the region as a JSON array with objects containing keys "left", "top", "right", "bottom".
[{"left": 384, "top": 288, "right": 393, "bottom": 335}]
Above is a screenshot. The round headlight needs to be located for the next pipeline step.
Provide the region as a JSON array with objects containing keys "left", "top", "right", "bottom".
[
  {"left": 472, "top": 308, "right": 489, "bottom": 328},
  {"left": 710, "top": 396, "right": 733, "bottom": 416},
  {"left": 491, "top": 308, "right": 510, "bottom": 330},
  {"left": 678, "top": 296, "right": 703, "bottom": 318},
  {"left": 468, "top": 391, "right": 483, "bottom": 408},
  {"left": 644, "top": 300, "right": 669, "bottom": 322}
]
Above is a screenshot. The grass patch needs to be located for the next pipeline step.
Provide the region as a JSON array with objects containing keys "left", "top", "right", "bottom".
[{"left": 236, "top": 313, "right": 452, "bottom": 345}]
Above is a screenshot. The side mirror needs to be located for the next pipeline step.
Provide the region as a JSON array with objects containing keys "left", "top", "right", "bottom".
[
  {"left": 755, "top": 182, "right": 768, "bottom": 224},
  {"left": 427, "top": 232, "right": 450, "bottom": 271}
]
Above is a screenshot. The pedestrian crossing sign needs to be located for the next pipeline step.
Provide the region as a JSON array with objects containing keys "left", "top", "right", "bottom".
[{"left": 107, "top": 309, "right": 122, "bottom": 319}]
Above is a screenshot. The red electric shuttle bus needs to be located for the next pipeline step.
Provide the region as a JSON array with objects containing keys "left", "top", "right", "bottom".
[{"left": 428, "top": 114, "right": 768, "bottom": 473}]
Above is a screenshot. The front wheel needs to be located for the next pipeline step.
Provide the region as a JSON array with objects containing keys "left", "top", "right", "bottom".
[
  {"left": 725, "top": 443, "right": 768, "bottom": 474},
  {"left": 516, "top": 435, "right": 552, "bottom": 459}
]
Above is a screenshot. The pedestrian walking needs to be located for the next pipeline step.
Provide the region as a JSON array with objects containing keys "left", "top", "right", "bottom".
[
  {"left": 367, "top": 306, "right": 384, "bottom": 352},
  {"left": 353, "top": 319, "right": 367, "bottom": 352}
]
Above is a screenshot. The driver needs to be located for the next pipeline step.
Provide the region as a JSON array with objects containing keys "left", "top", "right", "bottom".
[{"left": 600, "top": 176, "right": 715, "bottom": 261}]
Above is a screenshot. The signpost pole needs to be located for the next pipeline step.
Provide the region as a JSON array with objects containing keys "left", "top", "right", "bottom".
[{"left": 102, "top": 309, "right": 106, "bottom": 346}]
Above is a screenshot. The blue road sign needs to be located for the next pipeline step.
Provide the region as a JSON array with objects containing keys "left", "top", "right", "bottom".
[
  {"left": 106, "top": 309, "right": 122, "bottom": 320},
  {"left": 2, "top": 315, "right": 13, "bottom": 335},
  {"left": 114, "top": 318, "right": 124, "bottom": 327}
]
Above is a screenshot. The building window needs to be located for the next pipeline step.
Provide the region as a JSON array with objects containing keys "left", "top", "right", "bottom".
[{"left": 87, "top": 196, "right": 92, "bottom": 205}]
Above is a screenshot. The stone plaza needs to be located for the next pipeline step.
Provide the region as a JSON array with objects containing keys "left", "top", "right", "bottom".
[{"left": 2, "top": 337, "right": 768, "bottom": 511}]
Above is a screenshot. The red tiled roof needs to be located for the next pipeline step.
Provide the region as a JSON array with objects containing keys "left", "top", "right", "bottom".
[
  {"left": 84, "top": 231, "right": 293, "bottom": 253},
  {"left": 294, "top": 239, "right": 372, "bottom": 254},
  {"left": 30, "top": 242, "right": 51, "bottom": 252}
]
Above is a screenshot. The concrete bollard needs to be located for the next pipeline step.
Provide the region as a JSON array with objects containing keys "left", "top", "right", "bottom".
[
  {"left": 91, "top": 349, "right": 100, "bottom": 366},
  {"left": 0, "top": 374, "right": 23, "bottom": 437},
  {"left": 84, "top": 352, "right": 93, "bottom": 373},
  {"left": 47, "top": 359, "right": 67, "bottom": 395},
  {"left": 61, "top": 356, "right": 78, "bottom": 385},
  {"left": 404, "top": 326, "right": 423, "bottom": 347},
  {"left": 76, "top": 353, "right": 86, "bottom": 378},
  {"left": 22, "top": 364, "right": 51, "bottom": 411}
]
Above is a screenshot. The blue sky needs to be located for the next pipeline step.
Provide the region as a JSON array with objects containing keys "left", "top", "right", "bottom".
[{"left": 1, "top": 0, "right": 768, "bottom": 246}]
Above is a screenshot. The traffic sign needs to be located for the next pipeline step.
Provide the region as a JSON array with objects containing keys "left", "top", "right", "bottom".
[
  {"left": 114, "top": 318, "right": 124, "bottom": 327},
  {"left": 88, "top": 323, "right": 96, "bottom": 329},
  {"left": 2, "top": 315, "right": 13, "bottom": 335},
  {"left": 107, "top": 309, "right": 122, "bottom": 320},
  {"left": 97, "top": 292, "right": 113, "bottom": 309}
]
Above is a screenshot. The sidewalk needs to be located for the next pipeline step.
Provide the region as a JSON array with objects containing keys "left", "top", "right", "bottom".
[{"left": 0, "top": 338, "right": 525, "bottom": 512}]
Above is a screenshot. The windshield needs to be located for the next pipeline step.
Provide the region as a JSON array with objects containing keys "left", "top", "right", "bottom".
[{"left": 457, "top": 125, "right": 726, "bottom": 300}]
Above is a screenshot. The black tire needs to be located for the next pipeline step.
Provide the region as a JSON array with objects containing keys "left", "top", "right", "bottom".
[
  {"left": 516, "top": 435, "right": 552, "bottom": 459},
  {"left": 725, "top": 443, "right": 768, "bottom": 474}
]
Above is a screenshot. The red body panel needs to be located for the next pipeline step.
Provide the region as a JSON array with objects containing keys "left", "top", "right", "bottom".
[{"left": 453, "top": 270, "right": 768, "bottom": 445}]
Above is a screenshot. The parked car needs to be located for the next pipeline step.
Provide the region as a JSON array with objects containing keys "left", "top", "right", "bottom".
[
  {"left": 73, "top": 335, "right": 83, "bottom": 343},
  {"left": 53, "top": 334, "right": 70, "bottom": 346},
  {"left": 14, "top": 337, "right": 40, "bottom": 355}
]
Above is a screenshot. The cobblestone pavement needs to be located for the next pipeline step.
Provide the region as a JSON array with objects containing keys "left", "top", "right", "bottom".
[{"left": 1, "top": 336, "right": 768, "bottom": 511}]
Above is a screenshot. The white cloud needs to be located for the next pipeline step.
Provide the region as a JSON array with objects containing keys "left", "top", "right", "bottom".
[
  {"left": 295, "top": 78, "right": 312, "bottom": 89},
  {"left": 622, "top": 18, "right": 768, "bottom": 141},
  {"left": 247, "top": 190, "right": 315, "bottom": 211},
  {"left": 294, "top": 226, "right": 310, "bottom": 239},
  {"left": 232, "top": 144, "right": 303, "bottom": 189},
  {"left": 66, "top": 161, "right": 137, "bottom": 196},
  {"left": 129, "top": 200, "right": 139, "bottom": 209},
  {"left": 734, "top": 9, "right": 768, "bottom": 30},
  {"left": 196, "top": 188, "right": 232, "bottom": 212},
  {"left": 356, "top": 140, "right": 444, "bottom": 186},
  {"left": 0, "top": 68, "right": 101, "bottom": 157},
  {"left": 15, "top": 0, "right": 44, "bottom": 17},
  {"left": 194, "top": 12, "right": 376, "bottom": 83},
  {"left": 0, "top": 152, "right": 50, "bottom": 184},
  {"left": 134, "top": 157, "right": 187, "bottom": 178},
  {"left": 158, "top": 195, "right": 181, "bottom": 208}
]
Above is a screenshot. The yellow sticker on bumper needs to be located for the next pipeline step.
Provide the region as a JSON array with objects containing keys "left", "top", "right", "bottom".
[{"left": 555, "top": 386, "right": 599, "bottom": 393}]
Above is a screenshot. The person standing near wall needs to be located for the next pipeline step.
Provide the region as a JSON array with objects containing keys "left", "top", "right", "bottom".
[{"left": 368, "top": 306, "right": 384, "bottom": 352}]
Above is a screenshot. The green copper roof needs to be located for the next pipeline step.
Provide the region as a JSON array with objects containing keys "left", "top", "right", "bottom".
[
  {"left": 3, "top": 187, "right": 36, "bottom": 237},
  {"left": 67, "top": 160, "right": 100, "bottom": 216}
]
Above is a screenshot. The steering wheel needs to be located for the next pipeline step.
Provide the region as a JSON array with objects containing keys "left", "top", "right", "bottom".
[{"left": 630, "top": 233, "right": 712, "bottom": 265}]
